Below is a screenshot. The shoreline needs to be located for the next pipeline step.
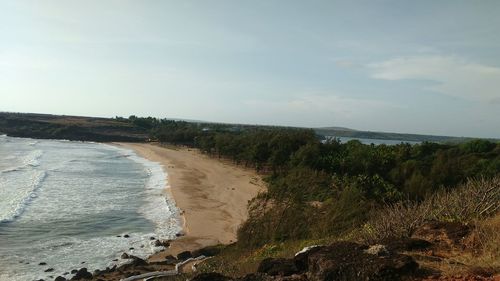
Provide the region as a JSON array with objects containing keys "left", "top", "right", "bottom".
[{"left": 114, "top": 142, "right": 265, "bottom": 262}]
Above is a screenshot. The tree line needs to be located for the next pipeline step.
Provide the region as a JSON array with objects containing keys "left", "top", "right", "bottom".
[{"left": 125, "top": 115, "right": 500, "bottom": 247}]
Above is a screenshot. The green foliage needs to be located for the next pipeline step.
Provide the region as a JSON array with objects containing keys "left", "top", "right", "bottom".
[
  {"left": 314, "top": 186, "right": 369, "bottom": 237},
  {"left": 134, "top": 116, "right": 499, "bottom": 248}
]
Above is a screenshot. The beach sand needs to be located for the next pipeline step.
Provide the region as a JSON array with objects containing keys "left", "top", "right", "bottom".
[{"left": 114, "top": 143, "right": 264, "bottom": 260}]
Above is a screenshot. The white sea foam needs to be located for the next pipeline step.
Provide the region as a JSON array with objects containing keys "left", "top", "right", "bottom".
[
  {"left": 103, "top": 144, "right": 182, "bottom": 239},
  {"left": 0, "top": 138, "right": 182, "bottom": 281},
  {"left": 0, "top": 170, "right": 47, "bottom": 223},
  {"left": 1, "top": 149, "right": 43, "bottom": 174}
]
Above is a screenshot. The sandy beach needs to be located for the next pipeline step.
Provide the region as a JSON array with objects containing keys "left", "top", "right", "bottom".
[{"left": 114, "top": 143, "right": 264, "bottom": 259}]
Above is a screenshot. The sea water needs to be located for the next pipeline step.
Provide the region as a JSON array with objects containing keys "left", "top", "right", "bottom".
[{"left": 0, "top": 135, "right": 181, "bottom": 281}]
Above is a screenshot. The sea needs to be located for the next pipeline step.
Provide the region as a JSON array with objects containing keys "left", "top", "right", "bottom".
[{"left": 0, "top": 135, "right": 181, "bottom": 281}]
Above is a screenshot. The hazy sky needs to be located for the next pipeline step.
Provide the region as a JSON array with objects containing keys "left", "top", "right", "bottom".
[{"left": 1, "top": 1, "right": 499, "bottom": 138}]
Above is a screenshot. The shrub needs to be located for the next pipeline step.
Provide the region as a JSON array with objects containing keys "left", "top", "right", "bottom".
[
  {"left": 361, "top": 176, "right": 500, "bottom": 243},
  {"left": 360, "top": 200, "right": 432, "bottom": 243},
  {"left": 428, "top": 176, "right": 500, "bottom": 223}
]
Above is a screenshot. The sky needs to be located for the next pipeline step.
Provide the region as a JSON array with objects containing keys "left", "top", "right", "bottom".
[{"left": 1, "top": 1, "right": 499, "bottom": 138}]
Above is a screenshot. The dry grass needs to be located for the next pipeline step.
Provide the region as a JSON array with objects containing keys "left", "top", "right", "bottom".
[
  {"left": 359, "top": 200, "right": 432, "bottom": 243},
  {"left": 360, "top": 176, "right": 500, "bottom": 243},
  {"left": 428, "top": 176, "right": 500, "bottom": 223}
]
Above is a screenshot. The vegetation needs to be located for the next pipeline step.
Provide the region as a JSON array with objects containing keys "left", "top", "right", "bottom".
[
  {"left": 118, "top": 115, "right": 499, "bottom": 251},
  {"left": 2, "top": 113, "right": 499, "bottom": 278},
  {"left": 0, "top": 112, "right": 148, "bottom": 141}
]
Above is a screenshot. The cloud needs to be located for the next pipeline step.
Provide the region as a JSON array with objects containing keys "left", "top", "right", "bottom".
[{"left": 368, "top": 55, "right": 500, "bottom": 103}]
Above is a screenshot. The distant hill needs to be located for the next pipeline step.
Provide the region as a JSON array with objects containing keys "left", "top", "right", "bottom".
[
  {"left": 1, "top": 112, "right": 496, "bottom": 143},
  {"left": 0, "top": 112, "right": 149, "bottom": 142},
  {"left": 314, "top": 127, "right": 486, "bottom": 143}
]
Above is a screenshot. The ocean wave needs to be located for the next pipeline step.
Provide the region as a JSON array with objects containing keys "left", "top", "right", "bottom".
[
  {"left": 0, "top": 149, "right": 44, "bottom": 174},
  {"left": 0, "top": 171, "right": 48, "bottom": 223},
  {"left": 101, "top": 143, "right": 181, "bottom": 239}
]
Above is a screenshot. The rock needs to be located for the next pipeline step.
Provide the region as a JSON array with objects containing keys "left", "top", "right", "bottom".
[
  {"left": 101, "top": 265, "right": 116, "bottom": 273},
  {"left": 71, "top": 269, "right": 78, "bottom": 274},
  {"left": 126, "top": 255, "right": 148, "bottom": 267},
  {"left": 121, "top": 253, "right": 129, "bottom": 259},
  {"left": 192, "top": 245, "right": 222, "bottom": 257},
  {"left": 383, "top": 238, "right": 433, "bottom": 252},
  {"left": 271, "top": 274, "right": 309, "bottom": 281},
  {"left": 44, "top": 268, "right": 54, "bottom": 272},
  {"left": 237, "top": 273, "right": 272, "bottom": 281},
  {"left": 55, "top": 277, "right": 66, "bottom": 281},
  {"left": 293, "top": 245, "right": 325, "bottom": 271},
  {"left": 257, "top": 258, "right": 299, "bottom": 276},
  {"left": 70, "top": 268, "right": 92, "bottom": 280},
  {"left": 177, "top": 250, "right": 192, "bottom": 260},
  {"left": 124, "top": 234, "right": 130, "bottom": 238},
  {"left": 154, "top": 240, "right": 162, "bottom": 247},
  {"left": 129, "top": 247, "right": 134, "bottom": 250},
  {"left": 164, "top": 255, "right": 178, "bottom": 265},
  {"left": 39, "top": 262, "right": 47, "bottom": 265},
  {"left": 364, "top": 244, "right": 389, "bottom": 256},
  {"left": 150, "top": 236, "right": 156, "bottom": 240},
  {"left": 414, "top": 221, "right": 471, "bottom": 249},
  {"left": 191, "top": 272, "right": 233, "bottom": 281},
  {"left": 306, "top": 241, "right": 418, "bottom": 281},
  {"left": 175, "top": 231, "right": 185, "bottom": 237}
]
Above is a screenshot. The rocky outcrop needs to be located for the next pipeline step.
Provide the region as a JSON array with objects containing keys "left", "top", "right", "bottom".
[
  {"left": 190, "top": 241, "right": 418, "bottom": 281},
  {"left": 305, "top": 242, "right": 418, "bottom": 281},
  {"left": 257, "top": 258, "right": 300, "bottom": 276}
]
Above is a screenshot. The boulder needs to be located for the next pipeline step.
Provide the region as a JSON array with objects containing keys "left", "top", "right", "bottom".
[
  {"left": 164, "top": 255, "right": 178, "bottom": 265},
  {"left": 121, "top": 253, "right": 129, "bottom": 259},
  {"left": 191, "top": 272, "right": 233, "bottom": 281},
  {"left": 55, "top": 277, "right": 67, "bottom": 281},
  {"left": 306, "top": 241, "right": 418, "bottom": 281},
  {"left": 177, "top": 250, "right": 192, "bottom": 260},
  {"left": 293, "top": 245, "right": 325, "bottom": 271},
  {"left": 382, "top": 238, "right": 433, "bottom": 252},
  {"left": 70, "top": 268, "right": 92, "bottom": 280},
  {"left": 257, "top": 258, "right": 300, "bottom": 276},
  {"left": 192, "top": 245, "right": 222, "bottom": 257},
  {"left": 237, "top": 273, "right": 272, "bottom": 281},
  {"left": 364, "top": 244, "right": 389, "bottom": 256},
  {"left": 44, "top": 268, "right": 54, "bottom": 272},
  {"left": 128, "top": 255, "right": 148, "bottom": 267}
]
